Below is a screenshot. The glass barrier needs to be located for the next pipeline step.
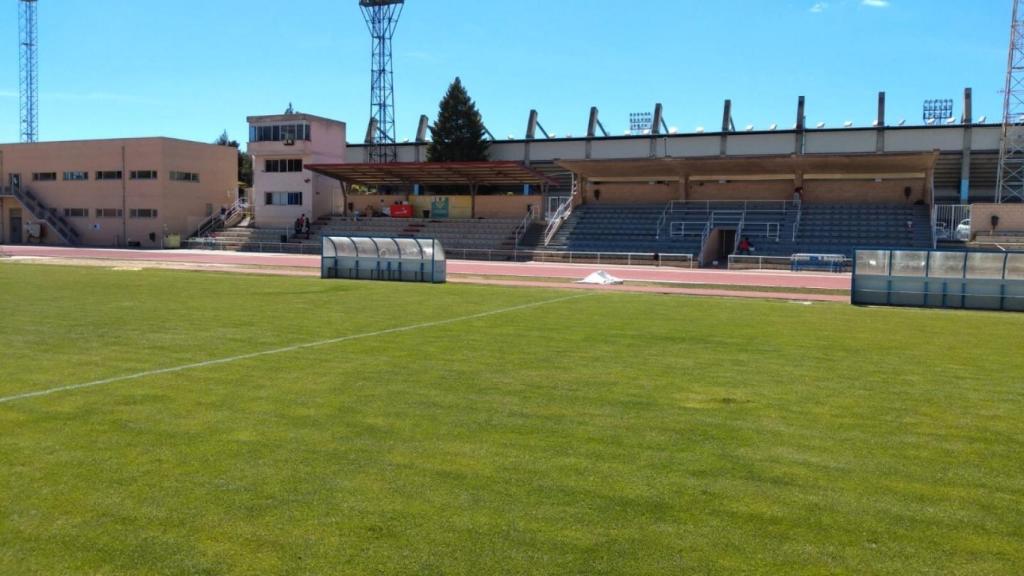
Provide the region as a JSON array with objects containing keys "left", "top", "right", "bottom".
[
  {"left": 966, "top": 252, "right": 1005, "bottom": 279},
  {"left": 1007, "top": 253, "right": 1024, "bottom": 280},
  {"left": 891, "top": 251, "right": 927, "bottom": 277},
  {"left": 928, "top": 251, "right": 965, "bottom": 279},
  {"left": 856, "top": 250, "right": 889, "bottom": 276}
]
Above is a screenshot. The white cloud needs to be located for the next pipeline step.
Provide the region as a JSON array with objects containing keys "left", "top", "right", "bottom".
[
  {"left": 810, "top": 2, "right": 828, "bottom": 13},
  {"left": 862, "top": 0, "right": 891, "bottom": 7}
]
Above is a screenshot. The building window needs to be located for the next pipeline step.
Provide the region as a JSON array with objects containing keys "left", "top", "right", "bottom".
[
  {"left": 63, "top": 171, "right": 89, "bottom": 181},
  {"left": 169, "top": 171, "right": 200, "bottom": 183},
  {"left": 96, "top": 208, "right": 123, "bottom": 218},
  {"left": 130, "top": 209, "right": 159, "bottom": 219},
  {"left": 96, "top": 171, "right": 123, "bottom": 180},
  {"left": 250, "top": 123, "right": 312, "bottom": 143},
  {"left": 32, "top": 172, "right": 57, "bottom": 181},
  {"left": 264, "top": 159, "right": 304, "bottom": 173},
  {"left": 130, "top": 170, "right": 158, "bottom": 180},
  {"left": 64, "top": 208, "right": 89, "bottom": 218},
  {"left": 264, "top": 192, "right": 303, "bottom": 206}
]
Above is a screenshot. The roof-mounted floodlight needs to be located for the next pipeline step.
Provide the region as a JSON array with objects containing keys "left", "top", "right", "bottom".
[
  {"left": 977, "top": 115, "right": 987, "bottom": 123},
  {"left": 816, "top": 122, "right": 826, "bottom": 129},
  {"left": 945, "top": 117, "right": 956, "bottom": 125},
  {"left": 695, "top": 126, "right": 705, "bottom": 133},
  {"left": 897, "top": 119, "right": 906, "bottom": 126},
  {"left": 745, "top": 124, "right": 754, "bottom": 132},
  {"left": 768, "top": 123, "right": 778, "bottom": 131},
  {"left": 926, "top": 118, "right": 937, "bottom": 125},
  {"left": 872, "top": 120, "right": 880, "bottom": 127},
  {"left": 843, "top": 121, "right": 853, "bottom": 128},
  {"left": 507, "top": 134, "right": 514, "bottom": 139},
  {"left": 565, "top": 133, "right": 573, "bottom": 138},
  {"left": 668, "top": 126, "right": 679, "bottom": 134}
]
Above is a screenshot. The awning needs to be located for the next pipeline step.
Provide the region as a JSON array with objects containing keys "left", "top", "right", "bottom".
[
  {"left": 306, "top": 161, "right": 556, "bottom": 187},
  {"left": 556, "top": 152, "right": 940, "bottom": 182}
]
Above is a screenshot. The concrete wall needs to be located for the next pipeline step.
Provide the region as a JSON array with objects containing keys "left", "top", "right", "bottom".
[
  {"left": 802, "top": 178, "right": 925, "bottom": 204},
  {"left": 688, "top": 180, "right": 793, "bottom": 201},
  {"left": 970, "top": 204, "right": 1024, "bottom": 235},
  {"left": 585, "top": 182, "right": 678, "bottom": 204},
  {"left": 0, "top": 138, "right": 234, "bottom": 247},
  {"left": 345, "top": 193, "right": 540, "bottom": 219}
]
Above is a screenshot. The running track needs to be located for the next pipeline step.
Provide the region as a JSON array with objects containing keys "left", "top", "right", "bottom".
[{"left": 0, "top": 245, "right": 851, "bottom": 295}]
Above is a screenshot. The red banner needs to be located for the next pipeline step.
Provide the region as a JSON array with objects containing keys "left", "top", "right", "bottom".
[{"left": 390, "top": 204, "right": 415, "bottom": 218}]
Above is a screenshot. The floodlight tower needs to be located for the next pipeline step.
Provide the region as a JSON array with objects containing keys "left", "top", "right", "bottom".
[
  {"left": 360, "top": 0, "right": 404, "bottom": 163},
  {"left": 19, "top": 0, "right": 39, "bottom": 143},
  {"left": 997, "top": 0, "right": 1024, "bottom": 203}
]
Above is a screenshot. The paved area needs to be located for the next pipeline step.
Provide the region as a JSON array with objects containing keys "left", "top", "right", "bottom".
[{"left": 0, "top": 245, "right": 851, "bottom": 302}]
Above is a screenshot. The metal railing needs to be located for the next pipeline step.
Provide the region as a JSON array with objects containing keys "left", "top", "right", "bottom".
[
  {"left": 183, "top": 239, "right": 695, "bottom": 268},
  {"left": 513, "top": 209, "right": 534, "bottom": 248},
  {"left": 727, "top": 255, "right": 793, "bottom": 271},
  {"left": 668, "top": 200, "right": 790, "bottom": 214},
  {"left": 791, "top": 202, "right": 803, "bottom": 242},
  {"left": 669, "top": 221, "right": 710, "bottom": 238},
  {"left": 444, "top": 248, "right": 695, "bottom": 268},
  {"left": 194, "top": 197, "right": 250, "bottom": 239},
  {"left": 543, "top": 177, "right": 578, "bottom": 246}
]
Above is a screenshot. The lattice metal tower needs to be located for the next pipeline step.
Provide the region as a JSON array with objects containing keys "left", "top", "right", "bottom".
[
  {"left": 997, "top": 0, "right": 1024, "bottom": 202},
  {"left": 360, "top": 0, "right": 404, "bottom": 163},
  {"left": 19, "top": 0, "right": 39, "bottom": 143}
]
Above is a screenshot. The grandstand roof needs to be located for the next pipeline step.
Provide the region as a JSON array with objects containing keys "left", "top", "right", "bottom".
[
  {"left": 306, "top": 161, "right": 556, "bottom": 186},
  {"left": 556, "top": 152, "right": 939, "bottom": 182}
]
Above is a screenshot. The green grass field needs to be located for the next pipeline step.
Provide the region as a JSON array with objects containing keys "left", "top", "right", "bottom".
[{"left": 1, "top": 262, "right": 1022, "bottom": 575}]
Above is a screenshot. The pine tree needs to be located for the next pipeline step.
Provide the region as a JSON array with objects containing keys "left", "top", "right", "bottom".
[{"left": 427, "top": 77, "right": 490, "bottom": 162}]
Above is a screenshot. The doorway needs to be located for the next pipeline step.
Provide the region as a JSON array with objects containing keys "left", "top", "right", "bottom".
[
  {"left": 718, "top": 229, "right": 737, "bottom": 261},
  {"left": 10, "top": 208, "right": 23, "bottom": 244}
]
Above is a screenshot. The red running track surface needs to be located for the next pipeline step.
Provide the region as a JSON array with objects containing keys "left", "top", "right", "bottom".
[{"left": 0, "top": 246, "right": 851, "bottom": 291}]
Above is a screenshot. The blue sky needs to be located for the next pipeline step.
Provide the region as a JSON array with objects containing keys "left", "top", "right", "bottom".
[{"left": 0, "top": 0, "right": 1010, "bottom": 144}]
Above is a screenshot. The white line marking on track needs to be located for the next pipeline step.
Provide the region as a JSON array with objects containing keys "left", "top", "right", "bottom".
[{"left": 0, "top": 293, "right": 591, "bottom": 406}]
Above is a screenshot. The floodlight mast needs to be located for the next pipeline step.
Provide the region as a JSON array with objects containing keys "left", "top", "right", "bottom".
[
  {"left": 360, "top": 0, "right": 404, "bottom": 164},
  {"left": 997, "top": 0, "right": 1024, "bottom": 203},
  {"left": 19, "top": 0, "right": 39, "bottom": 143}
]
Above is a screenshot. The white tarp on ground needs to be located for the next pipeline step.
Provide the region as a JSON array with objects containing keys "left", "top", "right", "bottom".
[{"left": 577, "top": 270, "right": 624, "bottom": 285}]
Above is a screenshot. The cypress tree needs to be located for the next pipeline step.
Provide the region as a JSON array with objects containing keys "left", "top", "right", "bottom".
[{"left": 427, "top": 77, "right": 490, "bottom": 162}]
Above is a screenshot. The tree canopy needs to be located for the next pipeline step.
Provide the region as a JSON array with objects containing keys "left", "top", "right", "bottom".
[
  {"left": 427, "top": 77, "right": 490, "bottom": 163},
  {"left": 215, "top": 130, "right": 253, "bottom": 188}
]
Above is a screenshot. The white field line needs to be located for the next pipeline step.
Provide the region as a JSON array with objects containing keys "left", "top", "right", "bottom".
[{"left": 0, "top": 293, "right": 591, "bottom": 406}]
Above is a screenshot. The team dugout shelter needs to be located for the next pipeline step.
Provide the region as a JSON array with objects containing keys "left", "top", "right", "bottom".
[{"left": 305, "top": 161, "right": 557, "bottom": 218}]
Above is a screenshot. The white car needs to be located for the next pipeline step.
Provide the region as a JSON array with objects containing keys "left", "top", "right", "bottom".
[{"left": 955, "top": 218, "right": 971, "bottom": 242}]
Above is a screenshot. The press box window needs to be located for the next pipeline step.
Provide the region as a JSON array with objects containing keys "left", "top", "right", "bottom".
[
  {"left": 264, "top": 159, "right": 303, "bottom": 173},
  {"left": 264, "top": 192, "right": 303, "bottom": 206},
  {"left": 130, "top": 209, "right": 159, "bottom": 219},
  {"left": 96, "top": 171, "right": 123, "bottom": 180},
  {"left": 63, "top": 171, "right": 88, "bottom": 181},
  {"left": 95, "top": 208, "right": 123, "bottom": 218},
  {"left": 130, "top": 170, "right": 158, "bottom": 180},
  {"left": 33, "top": 172, "right": 57, "bottom": 181},
  {"left": 63, "top": 208, "right": 89, "bottom": 218}
]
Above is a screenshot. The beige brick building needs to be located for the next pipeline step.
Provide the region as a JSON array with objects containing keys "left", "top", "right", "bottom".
[{"left": 0, "top": 138, "right": 236, "bottom": 247}]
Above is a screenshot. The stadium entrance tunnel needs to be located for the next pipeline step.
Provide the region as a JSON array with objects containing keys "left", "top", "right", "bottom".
[{"left": 321, "top": 236, "right": 446, "bottom": 283}]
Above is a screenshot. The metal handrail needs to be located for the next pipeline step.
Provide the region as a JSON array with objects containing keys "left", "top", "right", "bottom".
[
  {"left": 791, "top": 202, "right": 803, "bottom": 242},
  {"left": 733, "top": 212, "right": 748, "bottom": 253},
  {"left": 655, "top": 201, "right": 672, "bottom": 239},
  {"left": 543, "top": 177, "right": 579, "bottom": 246},
  {"left": 513, "top": 209, "right": 533, "bottom": 248},
  {"left": 195, "top": 197, "right": 249, "bottom": 239}
]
